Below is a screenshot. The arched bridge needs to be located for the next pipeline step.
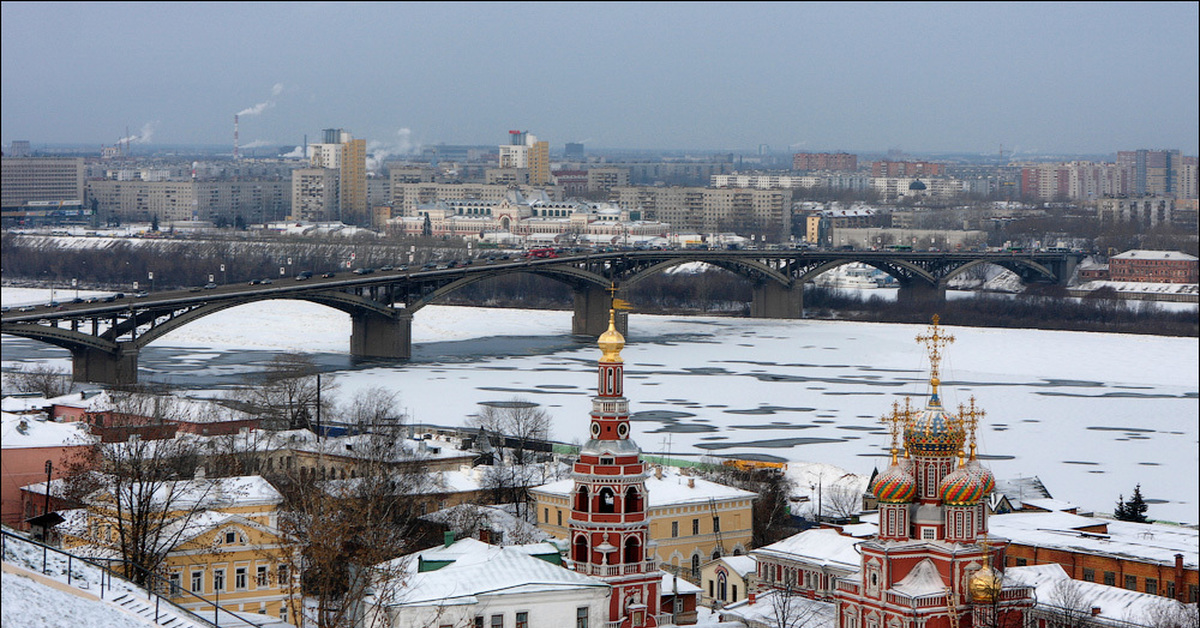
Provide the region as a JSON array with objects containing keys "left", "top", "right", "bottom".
[{"left": 1, "top": 249, "right": 1080, "bottom": 385}]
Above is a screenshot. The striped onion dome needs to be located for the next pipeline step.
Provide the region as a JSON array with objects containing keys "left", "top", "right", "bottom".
[
  {"left": 969, "top": 459, "right": 996, "bottom": 495},
  {"left": 871, "top": 462, "right": 916, "bottom": 504},
  {"left": 939, "top": 462, "right": 988, "bottom": 506},
  {"left": 904, "top": 395, "right": 965, "bottom": 457}
]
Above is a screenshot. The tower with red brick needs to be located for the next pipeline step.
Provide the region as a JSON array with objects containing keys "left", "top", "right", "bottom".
[{"left": 569, "top": 308, "right": 660, "bottom": 628}]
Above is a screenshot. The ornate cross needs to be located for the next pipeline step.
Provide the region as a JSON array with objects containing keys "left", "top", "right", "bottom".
[{"left": 915, "top": 315, "right": 954, "bottom": 394}]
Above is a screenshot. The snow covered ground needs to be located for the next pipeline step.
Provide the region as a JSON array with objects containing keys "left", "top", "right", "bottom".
[{"left": 3, "top": 287, "right": 1197, "bottom": 524}]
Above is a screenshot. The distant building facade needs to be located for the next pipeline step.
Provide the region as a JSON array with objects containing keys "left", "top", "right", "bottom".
[
  {"left": 1, "top": 157, "right": 86, "bottom": 206},
  {"left": 1108, "top": 250, "right": 1198, "bottom": 284},
  {"left": 793, "top": 152, "right": 859, "bottom": 172},
  {"left": 612, "top": 186, "right": 792, "bottom": 240},
  {"left": 871, "top": 160, "right": 945, "bottom": 178},
  {"left": 88, "top": 179, "right": 291, "bottom": 224}
]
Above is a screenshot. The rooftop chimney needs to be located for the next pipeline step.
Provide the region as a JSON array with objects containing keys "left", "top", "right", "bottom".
[
  {"left": 1091, "top": 607, "right": 1102, "bottom": 616},
  {"left": 444, "top": 530, "right": 456, "bottom": 547},
  {"left": 655, "top": 465, "right": 663, "bottom": 480},
  {"left": 688, "top": 478, "right": 695, "bottom": 489},
  {"left": 748, "top": 592, "right": 757, "bottom": 605}
]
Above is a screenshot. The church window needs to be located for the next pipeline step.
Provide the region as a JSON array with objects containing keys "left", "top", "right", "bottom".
[
  {"left": 922, "top": 528, "right": 935, "bottom": 540},
  {"left": 573, "top": 536, "right": 588, "bottom": 563},
  {"left": 624, "top": 537, "right": 641, "bottom": 564},
  {"left": 625, "top": 487, "right": 642, "bottom": 512},
  {"left": 691, "top": 554, "right": 701, "bottom": 578},
  {"left": 718, "top": 572, "right": 727, "bottom": 601},
  {"left": 576, "top": 487, "right": 589, "bottom": 512},
  {"left": 598, "top": 487, "right": 616, "bottom": 513},
  {"left": 1103, "top": 571, "right": 1115, "bottom": 586},
  {"left": 544, "top": 508, "right": 549, "bottom": 523},
  {"left": 692, "top": 518, "right": 700, "bottom": 535}
]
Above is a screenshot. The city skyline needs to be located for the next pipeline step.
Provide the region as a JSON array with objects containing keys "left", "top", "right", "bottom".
[{"left": 1, "top": 2, "right": 1198, "bottom": 156}]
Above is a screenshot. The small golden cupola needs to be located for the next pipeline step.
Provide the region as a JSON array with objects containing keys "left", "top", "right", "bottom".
[{"left": 598, "top": 309, "right": 625, "bottom": 363}]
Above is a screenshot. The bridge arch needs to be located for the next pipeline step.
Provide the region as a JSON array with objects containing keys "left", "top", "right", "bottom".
[
  {"left": 796, "top": 258, "right": 937, "bottom": 287},
  {"left": 0, "top": 323, "right": 119, "bottom": 355},
  {"left": 938, "top": 258, "right": 1058, "bottom": 287},
  {"left": 124, "top": 292, "right": 397, "bottom": 349},
  {"left": 404, "top": 266, "right": 611, "bottom": 315},
  {"left": 621, "top": 257, "right": 790, "bottom": 289}
]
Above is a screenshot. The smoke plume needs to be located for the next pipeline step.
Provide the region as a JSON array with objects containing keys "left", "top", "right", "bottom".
[
  {"left": 238, "top": 83, "right": 285, "bottom": 117},
  {"left": 117, "top": 121, "right": 160, "bottom": 145}
]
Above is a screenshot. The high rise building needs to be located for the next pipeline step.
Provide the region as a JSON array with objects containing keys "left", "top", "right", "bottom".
[
  {"left": 307, "top": 128, "right": 368, "bottom": 224},
  {"left": 568, "top": 310, "right": 661, "bottom": 628},
  {"left": 499, "top": 130, "right": 552, "bottom": 186},
  {"left": 1118, "top": 149, "right": 1184, "bottom": 197}
]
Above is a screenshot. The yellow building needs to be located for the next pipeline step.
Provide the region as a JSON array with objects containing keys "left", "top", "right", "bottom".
[
  {"left": 63, "top": 475, "right": 301, "bottom": 624},
  {"left": 530, "top": 465, "right": 756, "bottom": 580}
]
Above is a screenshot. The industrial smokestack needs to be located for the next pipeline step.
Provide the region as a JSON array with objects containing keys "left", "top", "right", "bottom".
[{"left": 234, "top": 114, "right": 240, "bottom": 161}]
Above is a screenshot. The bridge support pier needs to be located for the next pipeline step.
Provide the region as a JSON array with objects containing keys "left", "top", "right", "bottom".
[
  {"left": 350, "top": 311, "right": 412, "bottom": 359},
  {"left": 897, "top": 281, "right": 946, "bottom": 304},
  {"left": 750, "top": 282, "right": 803, "bottom": 319},
  {"left": 72, "top": 344, "right": 139, "bottom": 385},
  {"left": 573, "top": 285, "right": 627, "bottom": 336}
]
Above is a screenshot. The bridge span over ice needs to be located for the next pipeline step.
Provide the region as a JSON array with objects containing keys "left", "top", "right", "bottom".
[{"left": 2, "top": 249, "right": 1080, "bottom": 385}]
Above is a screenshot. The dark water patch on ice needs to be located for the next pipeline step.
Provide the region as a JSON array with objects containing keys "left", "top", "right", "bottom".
[
  {"left": 738, "top": 344, "right": 754, "bottom": 347},
  {"left": 823, "top": 391, "right": 887, "bottom": 396},
  {"left": 1022, "top": 419, "right": 1040, "bottom": 423},
  {"left": 857, "top": 367, "right": 924, "bottom": 374},
  {"left": 479, "top": 399, "right": 540, "bottom": 408},
  {"left": 631, "top": 410, "right": 697, "bottom": 421},
  {"left": 695, "top": 437, "right": 847, "bottom": 450},
  {"left": 857, "top": 415, "right": 874, "bottom": 419},
  {"left": 683, "top": 367, "right": 733, "bottom": 375},
  {"left": 976, "top": 454, "right": 1016, "bottom": 460},
  {"left": 813, "top": 420, "right": 836, "bottom": 424},
  {"left": 477, "top": 386, "right": 587, "bottom": 396},
  {"left": 837, "top": 425, "right": 878, "bottom": 431},
  {"left": 665, "top": 398, "right": 690, "bottom": 402},
  {"left": 649, "top": 424, "right": 719, "bottom": 434},
  {"left": 534, "top": 384, "right": 578, "bottom": 390},
  {"left": 1143, "top": 498, "right": 1169, "bottom": 504},
  {"left": 1063, "top": 460, "right": 1101, "bottom": 466},
  {"left": 723, "top": 406, "right": 817, "bottom": 415},
  {"left": 706, "top": 404, "right": 729, "bottom": 408},
  {"left": 1087, "top": 426, "right": 1155, "bottom": 433},
  {"left": 727, "top": 424, "right": 820, "bottom": 431},
  {"left": 1113, "top": 385, "right": 1154, "bottom": 390},
  {"left": 699, "top": 436, "right": 728, "bottom": 441},
  {"left": 1088, "top": 470, "right": 1106, "bottom": 474},
  {"left": 1037, "top": 391, "right": 1181, "bottom": 399},
  {"left": 1138, "top": 462, "right": 1161, "bottom": 466}
]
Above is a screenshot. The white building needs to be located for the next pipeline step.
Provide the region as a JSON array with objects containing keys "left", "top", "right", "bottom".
[{"left": 362, "top": 537, "right": 610, "bottom": 628}]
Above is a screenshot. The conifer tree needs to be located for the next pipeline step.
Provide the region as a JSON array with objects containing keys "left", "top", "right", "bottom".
[{"left": 1114, "top": 484, "right": 1149, "bottom": 523}]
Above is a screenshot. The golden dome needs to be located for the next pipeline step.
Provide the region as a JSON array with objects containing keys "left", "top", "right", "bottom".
[
  {"left": 969, "top": 562, "right": 1002, "bottom": 604},
  {"left": 598, "top": 309, "right": 624, "bottom": 362}
]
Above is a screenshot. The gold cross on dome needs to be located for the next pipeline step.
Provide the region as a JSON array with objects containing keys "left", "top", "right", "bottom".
[
  {"left": 881, "top": 397, "right": 913, "bottom": 463},
  {"left": 916, "top": 315, "right": 954, "bottom": 390},
  {"left": 958, "top": 396, "right": 985, "bottom": 459}
]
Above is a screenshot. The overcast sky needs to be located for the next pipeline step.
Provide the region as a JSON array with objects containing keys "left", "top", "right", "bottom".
[{"left": 2, "top": 2, "right": 1197, "bottom": 156}]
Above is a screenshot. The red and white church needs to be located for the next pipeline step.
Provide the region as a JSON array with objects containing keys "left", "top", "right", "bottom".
[{"left": 836, "top": 316, "right": 1035, "bottom": 628}]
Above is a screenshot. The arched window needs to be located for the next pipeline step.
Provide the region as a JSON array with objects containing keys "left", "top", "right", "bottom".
[
  {"left": 623, "top": 537, "right": 641, "bottom": 564},
  {"left": 691, "top": 554, "right": 701, "bottom": 578},
  {"left": 576, "top": 486, "right": 590, "bottom": 512},
  {"left": 625, "top": 486, "right": 642, "bottom": 513},
  {"left": 573, "top": 535, "right": 589, "bottom": 563},
  {"left": 718, "top": 571, "right": 728, "bottom": 601},
  {"left": 598, "top": 487, "right": 616, "bottom": 514}
]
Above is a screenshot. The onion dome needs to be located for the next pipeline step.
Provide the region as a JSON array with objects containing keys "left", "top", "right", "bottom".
[
  {"left": 903, "top": 394, "right": 965, "bottom": 457},
  {"left": 969, "top": 562, "right": 1003, "bottom": 604},
  {"left": 939, "top": 462, "right": 987, "bottom": 506},
  {"left": 597, "top": 310, "right": 625, "bottom": 363},
  {"left": 968, "top": 459, "right": 996, "bottom": 496},
  {"left": 908, "top": 179, "right": 927, "bottom": 191},
  {"left": 871, "top": 462, "right": 916, "bottom": 504}
]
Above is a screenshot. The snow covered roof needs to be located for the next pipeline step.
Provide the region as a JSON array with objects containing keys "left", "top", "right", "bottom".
[
  {"left": 531, "top": 466, "right": 757, "bottom": 507},
  {"left": 719, "top": 588, "right": 836, "bottom": 628},
  {"left": 1, "top": 394, "right": 52, "bottom": 413},
  {"left": 1110, "top": 250, "right": 1198, "bottom": 262},
  {"left": 891, "top": 558, "right": 946, "bottom": 596},
  {"left": 87, "top": 475, "right": 282, "bottom": 512},
  {"left": 716, "top": 555, "right": 758, "bottom": 577},
  {"left": 1, "top": 413, "right": 93, "bottom": 449},
  {"left": 420, "top": 503, "right": 551, "bottom": 544},
  {"left": 375, "top": 538, "right": 607, "bottom": 607},
  {"left": 989, "top": 512, "right": 1198, "bottom": 569},
  {"left": 993, "top": 476, "right": 1053, "bottom": 507},
  {"left": 752, "top": 528, "right": 863, "bottom": 572},
  {"left": 1006, "top": 563, "right": 1193, "bottom": 624},
  {"left": 662, "top": 571, "right": 703, "bottom": 595},
  {"left": 1020, "top": 498, "right": 1081, "bottom": 513}
]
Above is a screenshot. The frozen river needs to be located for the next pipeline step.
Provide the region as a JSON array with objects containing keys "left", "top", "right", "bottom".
[{"left": 3, "top": 287, "right": 1197, "bottom": 524}]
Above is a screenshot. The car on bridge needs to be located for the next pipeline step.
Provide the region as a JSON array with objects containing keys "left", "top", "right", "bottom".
[{"left": 296, "top": 271, "right": 313, "bottom": 280}]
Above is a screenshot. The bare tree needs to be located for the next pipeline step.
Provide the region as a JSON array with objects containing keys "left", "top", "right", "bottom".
[
  {"left": 471, "top": 398, "right": 552, "bottom": 465},
  {"left": 821, "top": 479, "right": 865, "bottom": 521},
  {"left": 1143, "top": 600, "right": 1200, "bottom": 628},
  {"left": 62, "top": 392, "right": 218, "bottom": 587},
  {"left": 343, "top": 386, "right": 402, "bottom": 433},
  {"left": 767, "top": 584, "right": 834, "bottom": 628},
  {"left": 237, "top": 353, "right": 338, "bottom": 431},
  {"left": 1041, "top": 577, "right": 1099, "bottom": 628},
  {"left": 275, "top": 403, "right": 432, "bottom": 628},
  {"left": 4, "top": 363, "right": 74, "bottom": 398}
]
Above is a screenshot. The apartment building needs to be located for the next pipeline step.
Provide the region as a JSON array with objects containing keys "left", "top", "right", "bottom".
[
  {"left": 1, "top": 157, "right": 86, "bottom": 206},
  {"left": 88, "top": 179, "right": 291, "bottom": 223},
  {"left": 792, "top": 152, "right": 858, "bottom": 172},
  {"left": 612, "top": 186, "right": 792, "bottom": 240}
]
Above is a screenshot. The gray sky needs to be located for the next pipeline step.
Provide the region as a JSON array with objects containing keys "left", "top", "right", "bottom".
[{"left": 2, "top": 2, "right": 1197, "bottom": 156}]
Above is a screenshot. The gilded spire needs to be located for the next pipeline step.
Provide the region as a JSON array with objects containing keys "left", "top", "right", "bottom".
[
  {"left": 882, "top": 399, "right": 912, "bottom": 464},
  {"left": 958, "top": 396, "right": 985, "bottom": 460},
  {"left": 916, "top": 315, "right": 954, "bottom": 397}
]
